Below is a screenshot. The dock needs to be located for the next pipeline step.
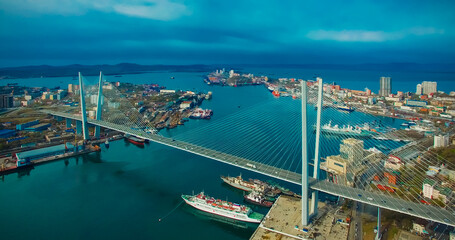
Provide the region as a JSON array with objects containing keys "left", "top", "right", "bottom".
[{"left": 250, "top": 195, "right": 349, "bottom": 240}]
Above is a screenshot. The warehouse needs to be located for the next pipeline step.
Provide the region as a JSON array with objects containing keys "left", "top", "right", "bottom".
[{"left": 15, "top": 143, "right": 76, "bottom": 167}]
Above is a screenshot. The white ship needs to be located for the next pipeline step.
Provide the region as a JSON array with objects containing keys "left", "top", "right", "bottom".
[{"left": 182, "top": 192, "right": 264, "bottom": 223}]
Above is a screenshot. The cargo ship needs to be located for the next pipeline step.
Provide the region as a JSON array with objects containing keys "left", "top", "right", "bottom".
[
  {"left": 182, "top": 192, "right": 264, "bottom": 223},
  {"left": 190, "top": 108, "right": 213, "bottom": 120},
  {"left": 337, "top": 105, "right": 355, "bottom": 112},
  {"left": 125, "top": 135, "right": 145, "bottom": 146},
  {"left": 319, "top": 121, "right": 375, "bottom": 137},
  {"left": 244, "top": 191, "right": 273, "bottom": 207},
  {"left": 221, "top": 174, "right": 266, "bottom": 193}
]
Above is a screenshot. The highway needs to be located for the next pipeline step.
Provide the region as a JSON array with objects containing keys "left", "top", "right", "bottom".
[{"left": 44, "top": 110, "right": 455, "bottom": 227}]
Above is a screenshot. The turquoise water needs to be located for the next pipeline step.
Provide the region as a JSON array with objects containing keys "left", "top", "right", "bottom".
[{"left": 1, "top": 69, "right": 412, "bottom": 239}]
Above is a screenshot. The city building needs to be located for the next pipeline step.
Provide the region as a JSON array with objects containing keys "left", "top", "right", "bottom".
[
  {"left": 90, "top": 94, "right": 98, "bottom": 104},
  {"left": 384, "top": 155, "right": 404, "bottom": 170},
  {"left": 179, "top": 101, "right": 193, "bottom": 109},
  {"left": 107, "top": 101, "right": 120, "bottom": 109},
  {"left": 422, "top": 178, "right": 437, "bottom": 199},
  {"left": 339, "top": 138, "right": 364, "bottom": 163},
  {"left": 422, "top": 81, "right": 437, "bottom": 95},
  {"left": 434, "top": 135, "right": 450, "bottom": 148},
  {"left": 416, "top": 84, "right": 422, "bottom": 95},
  {"left": 412, "top": 219, "right": 429, "bottom": 235},
  {"left": 160, "top": 89, "right": 176, "bottom": 94},
  {"left": 325, "top": 155, "right": 348, "bottom": 174},
  {"left": 325, "top": 138, "right": 365, "bottom": 174},
  {"left": 379, "top": 77, "right": 391, "bottom": 96},
  {"left": 405, "top": 99, "right": 427, "bottom": 107},
  {"left": 0, "top": 94, "right": 13, "bottom": 109}
]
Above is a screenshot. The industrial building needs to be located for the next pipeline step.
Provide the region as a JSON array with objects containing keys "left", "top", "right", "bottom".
[
  {"left": 16, "top": 120, "right": 39, "bottom": 130},
  {"left": 15, "top": 142, "right": 79, "bottom": 167},
  {"left": 24, "top": 123, "right": 51, "bottom": 132},
  {"left": 0, "top": 129, "right": 16, "bottom": 138}
]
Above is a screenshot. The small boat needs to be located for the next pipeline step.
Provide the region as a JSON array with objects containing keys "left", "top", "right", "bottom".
[
  {"left": 105, "top": 139, "right": 110, "bottom": 148},
  {"left": 337, "top": 105, "right": 355, "bottom": 112},
  {"left": 244, "top": 191, "right": 273, "bottom": 207}
]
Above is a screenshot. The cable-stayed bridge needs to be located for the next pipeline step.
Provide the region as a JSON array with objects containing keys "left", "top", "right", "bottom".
[{"left": 43, "top": 72, "right": 455, "bottom": 229}]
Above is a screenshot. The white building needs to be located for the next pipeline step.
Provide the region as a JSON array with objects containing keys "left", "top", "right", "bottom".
[
  {"left": 416, "top": 84, "right": 422, "bottom": 95},
  {"left": 422, "top": 81, "right": 437, "bottom": 95},
  {"left": 422, "top": 178, "right": 436, "bottom": 199},
  {"left": 229, "top": 70, "right": 235, "bottom": 78},
  {"left": 160, "top": 89, "right": 176, "bottom": 94},
  {"left": 434, "top": 135, "right": 450, "bottom": 148},
  {"left": 90, "top": 95, "right": 98, "bottom": 104}
]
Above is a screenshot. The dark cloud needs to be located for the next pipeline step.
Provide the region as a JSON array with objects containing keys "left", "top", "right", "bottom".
[{"left": 0, "top": 0, "right": 454, "bottom": 66}]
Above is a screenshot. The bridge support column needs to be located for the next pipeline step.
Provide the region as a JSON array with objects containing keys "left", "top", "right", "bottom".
[
  {"left": 79, "top": 72, "right": 89, "bottom": 140},
  {"left": 311, "top": 77, "right": 323, "bottom": 217},
  {"left": 76, "top": 120, "right": 82, "bottom": 135},
  {"left": 375, "top": 208, "right": 381, "bottom": 240},
  {"left": 94, "top": 71, "right": 103, "bottom": 139},
  {"left": 301, "top": 80, "right": 309, "bottom": 226},
  {"left": 66, "top": 118, "right": 72, "bottom": 128}
]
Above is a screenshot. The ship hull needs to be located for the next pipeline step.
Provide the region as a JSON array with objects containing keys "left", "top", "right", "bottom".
[
  {"left": 182, "top": 197, "right": 261, "bottom": 223},
  {"left": 244, "top": 196, "right": 273, "bottom": 207},
  {"left": 221, "top": 177, "right": 254, "bottom": 192}
]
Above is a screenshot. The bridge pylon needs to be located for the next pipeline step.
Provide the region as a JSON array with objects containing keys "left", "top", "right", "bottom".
[
  {"left": 311, "top": 77, "right": 323, "bottom": 217},
  {"left": 301, "top": 80, "right": 309, "bottom": 226},
  {"left": 78, "top": 72, "right": 89, "bottom": 140},
  {"left": 94, "top": 71, "right": 104, "bottom": 139}
]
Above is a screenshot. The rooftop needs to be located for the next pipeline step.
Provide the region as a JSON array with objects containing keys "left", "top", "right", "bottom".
[{"left": 16, "top": 143, "right": 74, "bottom": 160}]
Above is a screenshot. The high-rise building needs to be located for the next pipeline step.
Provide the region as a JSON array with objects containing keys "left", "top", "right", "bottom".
[
  {"left": 340, "top": 138, "right": 364, "bottom": 163},
  {"left": 416, "top": 84, "right": 422, "bottom": 95},
  {"left": 434, "top": 135, "right": 450, "bottom": 148},
  {"left": 0, "top": 94, "right": 13, "bottom": 109},
  {"left": 422, "top": 81, "right": 437, "bottom": 95},
  {"left": 379, "top": 77, "right": 391, "bottom": 96}
]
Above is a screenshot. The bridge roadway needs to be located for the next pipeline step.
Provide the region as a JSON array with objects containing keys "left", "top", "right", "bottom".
[{"left": 45, "top": 110, "right": 455, "bottom": 227}]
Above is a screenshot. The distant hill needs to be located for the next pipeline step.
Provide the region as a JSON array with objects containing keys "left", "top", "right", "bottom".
[
  {"left": 0, "top": 63, "right": 213, "bottom": 79},
  {"left": 1, "top": 63, "right": 454, "bottom": 79}
]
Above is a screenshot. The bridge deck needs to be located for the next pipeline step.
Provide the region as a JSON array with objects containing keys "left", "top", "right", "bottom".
[{"left": 44, "top": 110, "right": 455, "bottom": 227}]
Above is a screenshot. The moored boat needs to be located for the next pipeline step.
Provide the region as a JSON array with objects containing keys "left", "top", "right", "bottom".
[
  {"left": 105, "top": 139, "right": 110, "bottom": 148},
  {"left": 244, "top": 191, "right": 273, "bottom": 207},
  {"left": 182, "top": 192, "right": 264, "bottom": 223},
  {"left": 221, "top": 174, "right": 266, "bottom": 192},
  {"left": 337, "top": 105, "right": 355, "bottom": 112},
  {"left": 125, "top": 135, "right": 145, "bottom": 146}
]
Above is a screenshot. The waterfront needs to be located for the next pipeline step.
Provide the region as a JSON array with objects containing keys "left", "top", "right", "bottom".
[{"left": 0, "top": 69, "right": 452, "bottom": 239}]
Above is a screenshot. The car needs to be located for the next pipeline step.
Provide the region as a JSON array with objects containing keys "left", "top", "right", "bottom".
[
  {"left": 408, "top": 208, "right": 413, "bottom": 211},
  {"left": 381, "top": 200, "right": 387, "bottom": 203},
  {"left": 444, "top": 219, "right": 449, "bottom": 223},
  {"left": 358, "top": 194, "right": 362, "bottom": 197},
  {"left": 401, "top": 208, "right": 407, "bottom": 211},
  {"left": 367, "top": 197, "right": 374, "bottom": 201}
]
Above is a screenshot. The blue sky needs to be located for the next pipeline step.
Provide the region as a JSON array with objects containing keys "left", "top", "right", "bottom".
[{"left": 0, "top": 0, "right": 454, "bottom": 66}]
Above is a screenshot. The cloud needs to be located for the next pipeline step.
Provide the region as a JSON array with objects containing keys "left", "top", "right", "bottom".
[
  {"left": 0, "top": 0, "right": 190, "bottom": 21},
  {"left": 113, "top": 0, "right": 189, "bottom": 21},
  {"left": 306, "top": 27, "right": 444, "bottom": 42}
]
